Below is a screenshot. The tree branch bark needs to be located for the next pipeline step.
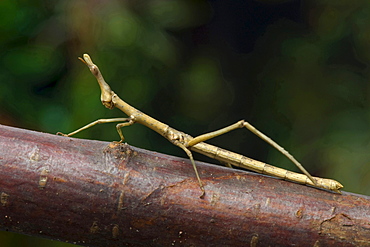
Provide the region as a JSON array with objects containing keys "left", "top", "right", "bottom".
[{"left": 0, "top": 124, "right": 369, "bottom": 246}]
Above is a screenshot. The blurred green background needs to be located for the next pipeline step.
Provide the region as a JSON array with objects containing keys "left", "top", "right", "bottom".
[{"left": 1, "top": 0, "right": 370, "bottom": 246}]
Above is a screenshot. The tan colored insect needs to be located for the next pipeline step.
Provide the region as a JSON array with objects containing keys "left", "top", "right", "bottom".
[{"left": 58, "top": 54, "right": 343, "bottom": 197}]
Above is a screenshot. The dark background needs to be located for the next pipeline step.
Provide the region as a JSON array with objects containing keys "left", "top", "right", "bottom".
[{"left": 1, "top": 0, "right": 369, "bottom": 246}]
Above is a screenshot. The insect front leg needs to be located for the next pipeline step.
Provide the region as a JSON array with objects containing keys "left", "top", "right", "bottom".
[
  {"left": 57, "top": 118, "right": 130, "bottom": 138},
  {"left": 115, "top": 118, "right": 135, "bottom": 142}
]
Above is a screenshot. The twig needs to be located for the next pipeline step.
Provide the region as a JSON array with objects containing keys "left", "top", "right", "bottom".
[{"left": 0, "top": 124, "right": 369, "bottom": 246}]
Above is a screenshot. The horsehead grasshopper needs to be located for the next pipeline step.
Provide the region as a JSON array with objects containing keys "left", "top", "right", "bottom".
[{"left": 58, "top": 54, "right": 343, "bottom": 197}]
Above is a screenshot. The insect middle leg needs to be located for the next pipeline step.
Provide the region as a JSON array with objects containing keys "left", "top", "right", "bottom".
[
  {"left": 174, "top": 141, "right": 205, "bottom": 198},
  {"left": 186, "top": 120, "right": 317, "bottom": 185}
]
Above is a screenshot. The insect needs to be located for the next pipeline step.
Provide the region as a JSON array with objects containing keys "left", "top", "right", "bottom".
[{"left": 58, "top": 54, "right": 343, "bottom": 197}]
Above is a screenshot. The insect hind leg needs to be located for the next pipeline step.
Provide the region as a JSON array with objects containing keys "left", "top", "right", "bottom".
[{"left": 186, "top": 120, "right": 317, "bottom": 185}]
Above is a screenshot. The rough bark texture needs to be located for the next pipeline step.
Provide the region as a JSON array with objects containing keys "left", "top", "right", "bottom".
[{"left": 0, "top": 124, "right": 369, "bottom": 246}]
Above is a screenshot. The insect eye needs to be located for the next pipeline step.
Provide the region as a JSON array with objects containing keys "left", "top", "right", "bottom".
[{"left": 91, "top": 65, "right": 99, "bottom": 76}]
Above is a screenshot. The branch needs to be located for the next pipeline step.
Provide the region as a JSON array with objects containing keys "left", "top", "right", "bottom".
[{"left": 0, "top": 124, "right": 369, "bottom": 246}]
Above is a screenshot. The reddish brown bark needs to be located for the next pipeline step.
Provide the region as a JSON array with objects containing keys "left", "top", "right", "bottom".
[{"left": 0, "top": 124, "right": 369, "bottom": 246}]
